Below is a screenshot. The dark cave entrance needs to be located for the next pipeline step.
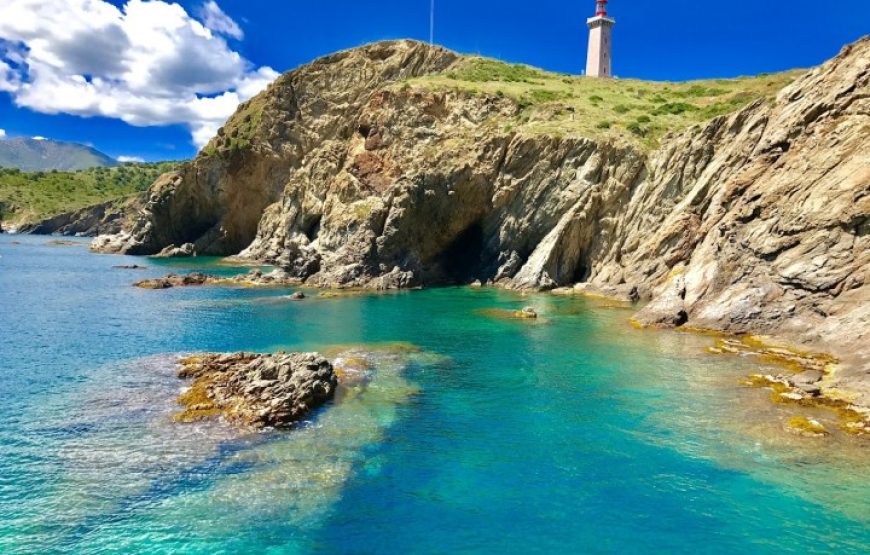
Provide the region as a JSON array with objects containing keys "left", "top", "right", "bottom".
[
  {"left": 570, "top": 259, "right": 590, "bottom": 284},
  {"left": 439, "top": 222, "right": 486, "bottom": 284},
  {"left": 304, "top": 215, "right": 322, "bottom": 242}
]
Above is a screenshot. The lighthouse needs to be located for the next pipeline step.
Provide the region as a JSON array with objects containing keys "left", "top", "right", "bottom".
[{"left": 586, "top": 0, "right": 615, "bottom": 78}]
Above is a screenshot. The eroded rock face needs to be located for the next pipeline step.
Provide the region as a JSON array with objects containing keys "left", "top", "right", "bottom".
[
  {"left": 95, "top": 38, "right": 870, "bottom": 409},
  {"left": 92, "top": 40, "right": 460, "bottom": 258},
  {"left": 175, "top": 352, "right": 337, "bottom": 429}
]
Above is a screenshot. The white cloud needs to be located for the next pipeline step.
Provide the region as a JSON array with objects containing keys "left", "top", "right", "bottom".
[
  {"left": 117, "top": 155, "right": 145, "bottom": 163},
  {"left": 199, "top": 1, "right": 243, "bottom": 40},
  {"left": 0, "top": 1, "right": 278, "bottom": 148},
  {"left": 0, "top": 129, "right": 5, "bottom": 138},
  {"left": 32, "top": 136, "right": 47, "bottom": 141}
]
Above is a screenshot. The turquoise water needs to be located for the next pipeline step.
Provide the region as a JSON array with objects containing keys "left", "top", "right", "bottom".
[{"left": 1, "top": 235, "right": 868, "bottom": 554}]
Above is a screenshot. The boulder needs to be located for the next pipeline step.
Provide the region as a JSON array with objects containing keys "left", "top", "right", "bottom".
[
  {"left": 154, "top": 243, "right": 196, "bottom": 258},
  {"left": 515, "top": 307, "right": 538, "bottom": 319},
  {"left": 175, "top": 352, "right": 338, "bottom": 428}
]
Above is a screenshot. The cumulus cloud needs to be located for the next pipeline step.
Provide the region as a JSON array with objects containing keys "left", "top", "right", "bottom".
[
  {"left": 199, "top": 1, "right": 243, "bottom": 40},
  {"left": 0, "top": 129, "right": 5, "bottom": 138},
  {"left": 0, "top": 0, "right": 278, "bottom": 148},
  {"left": 117, "top": 155, "right": 145, "bottom": 163}
]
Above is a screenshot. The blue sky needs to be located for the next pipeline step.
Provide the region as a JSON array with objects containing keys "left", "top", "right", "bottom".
[{"left": 0, "top": 0, "right": 867, "bottom": 162}]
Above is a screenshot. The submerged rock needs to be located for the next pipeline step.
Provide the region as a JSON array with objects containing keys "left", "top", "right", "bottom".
[
  {"left": 515, "top": 307, "right": 538, "bottom": 319},
  {"left": 45, "top": 239, "right": 81, "bottom": 247},
  {"left": 175, "top": 352, "right": 337, "bottom": 429},
  {"left": 785, "top": 416, "right": 829, "bottom": 438}
]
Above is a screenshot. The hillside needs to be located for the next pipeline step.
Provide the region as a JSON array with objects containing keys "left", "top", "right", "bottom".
[
  {"left": 0, "top": 137, "right": 118, "bottom": 171},
  {"left": 405, "top": 57, "right": 801, "bottom": 149},
  {"left": 0, "top": 162, "right": 179, "bottom": 227}
]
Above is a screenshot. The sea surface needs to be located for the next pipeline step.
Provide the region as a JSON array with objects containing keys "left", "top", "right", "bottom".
[{"left": 0, "top": 235, "right": 868, "bottom": 554}]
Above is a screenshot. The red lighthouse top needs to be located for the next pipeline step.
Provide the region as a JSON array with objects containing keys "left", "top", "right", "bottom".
[{"left": 595, "top": 0, "right": 608, "bottom": 16}]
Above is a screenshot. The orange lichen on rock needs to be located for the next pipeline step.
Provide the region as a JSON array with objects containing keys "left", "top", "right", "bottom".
[{"left": 173, "top": 352, "right": 337, "bottom": 429}]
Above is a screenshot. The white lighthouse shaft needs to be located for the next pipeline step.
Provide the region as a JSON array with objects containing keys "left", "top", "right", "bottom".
[{"left": 586, "top": 1, "right": 615, "bottom": 78}]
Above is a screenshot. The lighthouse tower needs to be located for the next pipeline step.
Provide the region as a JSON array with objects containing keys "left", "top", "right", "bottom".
[{"left": 586, "top": 0, "right": 615, "bottom": 78}]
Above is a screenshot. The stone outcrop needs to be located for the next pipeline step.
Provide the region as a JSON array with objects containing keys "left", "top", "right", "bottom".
[
  {"left": 19, "top": 194, "right": 144, "bottom": 237},
  {"left": 154, "top": 243, "right": 196, "bottom": 258},
  {"left": 135, "top": 272, "right": 212, "bottom": 289},
  {"left": 94, "top": 39, "right": 870, "bottom": 412},
  {"left": 175, "top": 352, "right": 337, "bottom": 429},
  {"left": 134, "top": 269, "right": 300, "bottom": 289}
]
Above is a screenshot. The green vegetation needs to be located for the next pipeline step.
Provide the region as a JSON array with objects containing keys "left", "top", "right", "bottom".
[
  {"left": 651, "top": 102, "right": 698, "bottom": 116},
  {"left": 0, "top": 162, "right": 179, "bottom": 225},
  {"left": 445, "top": 59, "right": 545, "bottom": 83},
  {"left": 206, "top": 94, "right": 268, "bottom": 155},
  {"left": 405, "top": 57, "right": 801, "bottom": 149}
]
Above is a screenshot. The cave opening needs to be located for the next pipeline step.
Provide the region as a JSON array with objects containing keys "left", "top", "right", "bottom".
[
  {"left": 570, "top": 258, "right": 590, "bottom": 285},
  {"left": 439, "top": 222, "right": 487, "bottom": 284},
  {"left": 304, "top": 215, "right": 322, "bottom": 242}
]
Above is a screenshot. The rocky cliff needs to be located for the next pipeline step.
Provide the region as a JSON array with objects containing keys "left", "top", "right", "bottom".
[
  {"left": 18, "top": 194, "right": 144, "bottom": 236},
  {"left": 92, "top": 39, "right": 869, "bottom": 410}
]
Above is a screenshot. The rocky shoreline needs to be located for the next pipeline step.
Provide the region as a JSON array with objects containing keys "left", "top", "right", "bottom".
[
  {"left": 84, "top": 38, "right": 868, "bottom": 431},
  {"left": 707, "top": 336, "right": 870, "bottom": 437}
]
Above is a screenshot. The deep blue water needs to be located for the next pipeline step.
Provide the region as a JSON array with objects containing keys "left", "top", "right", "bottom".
[{"left": 0, "top": 235, "right": 868, "bottom": 554}]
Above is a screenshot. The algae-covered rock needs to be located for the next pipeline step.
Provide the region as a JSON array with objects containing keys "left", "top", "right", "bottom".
[
  {"left": 515, "top": 307, "right": 538, "bottom": 319},
  {"left": 175, "top": 352, "right": 337, "bottom": 429},
  {"left": 785, "top": 416, "right": 829, "bottom": 438}
]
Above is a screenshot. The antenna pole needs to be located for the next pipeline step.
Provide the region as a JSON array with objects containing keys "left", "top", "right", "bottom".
[{"left": 430, "top": 0, "right": 435, "bottom": 45}]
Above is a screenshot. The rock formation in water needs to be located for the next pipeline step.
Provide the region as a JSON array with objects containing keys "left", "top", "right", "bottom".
[
  {"left": 134, "top": 269, "right": 300, "bottom": 289},
  {"left": 92, "top": 39, "right": 869, "bottom": 413},
  {"left": 175, "top": 352, "right": 337, "bottom": 428}
]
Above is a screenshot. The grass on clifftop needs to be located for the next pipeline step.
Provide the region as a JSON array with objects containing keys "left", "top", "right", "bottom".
[
  {"left": 407, "top": 57, "right": 802, "bottom": 149},
  {"left": 204, "top": 94, "right": 269, "bottom": 156},
  {"left": 0, "top": 162, "right": 180, "bottom": 225}
]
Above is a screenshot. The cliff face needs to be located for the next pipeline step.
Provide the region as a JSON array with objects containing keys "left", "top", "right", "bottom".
[
  {"left": 93, "top": 39, "right": 869, "bottom": 404},
  {"left": 18, "top": 194, "right": 144, "bottom": 236}
]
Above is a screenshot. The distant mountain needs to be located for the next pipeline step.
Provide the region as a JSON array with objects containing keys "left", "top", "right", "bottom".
[{"left": 0, "top": 137, "right": 118, "bottom": 171}]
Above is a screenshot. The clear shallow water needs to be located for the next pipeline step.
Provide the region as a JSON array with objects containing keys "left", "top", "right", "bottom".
[{"left": 0, "top": 235, "right": 868, "bottom": 554}]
